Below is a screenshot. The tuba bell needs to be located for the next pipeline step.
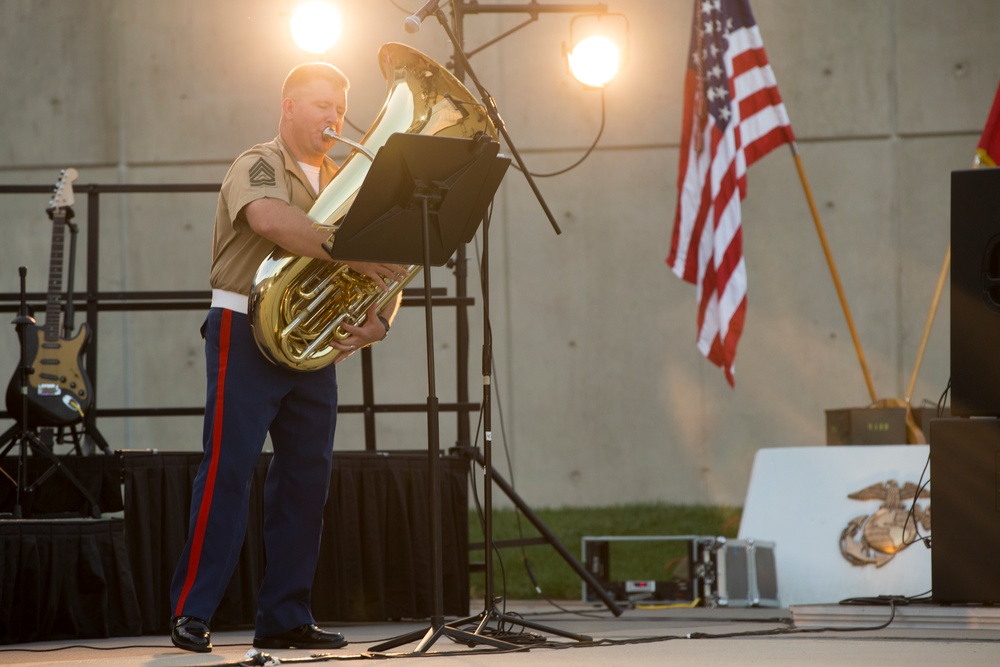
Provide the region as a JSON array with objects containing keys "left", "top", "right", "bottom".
[{"left": 248, "top": 43, "right": 497, "bottom": 371}]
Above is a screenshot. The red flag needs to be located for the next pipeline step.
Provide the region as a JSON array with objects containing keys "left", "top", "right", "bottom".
[
  {"left": 667, "top": 0, "right": 794, "bottom": 386},
  {"left": 977, "top": 81, "right": 1000, "bottom": 166}
]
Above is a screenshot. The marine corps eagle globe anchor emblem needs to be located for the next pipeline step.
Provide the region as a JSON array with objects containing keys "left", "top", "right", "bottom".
[{"left": 839, "top": 479, "right": 931, "bottom": 567}]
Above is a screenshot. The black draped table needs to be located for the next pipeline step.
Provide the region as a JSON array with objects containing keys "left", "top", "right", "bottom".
[
  {"left": 0, "top": 450, "right": 470, "bottom": 643},
  {"left": 0, "top": 518, "right": 141, "bottom": 644}
]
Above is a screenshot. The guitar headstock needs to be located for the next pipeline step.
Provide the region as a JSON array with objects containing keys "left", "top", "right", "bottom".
[{"left": 48, "top": 168, "right": 78, "bottom": 214}]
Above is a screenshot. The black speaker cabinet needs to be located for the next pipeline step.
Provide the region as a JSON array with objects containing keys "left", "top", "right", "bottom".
[
  {"left": 951, "top": 167, "right": 1000, "bottom": 416},
  {"left": 929, "top": 418, "right": 1000, "bottom": 604}
]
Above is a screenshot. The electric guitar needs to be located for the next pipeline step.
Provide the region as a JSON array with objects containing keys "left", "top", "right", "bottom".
[{"left": 5, "top": 168, "right": 94, "bottom": 427}]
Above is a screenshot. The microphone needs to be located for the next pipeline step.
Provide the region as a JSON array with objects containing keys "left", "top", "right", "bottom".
[{"left": 403, "top": 0, "right": 441, "bottom": 34}]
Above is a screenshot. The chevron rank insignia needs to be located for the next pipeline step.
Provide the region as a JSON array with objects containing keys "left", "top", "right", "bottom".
[{"left": 248, "top": 157, "right": 276, "bottom": 187}]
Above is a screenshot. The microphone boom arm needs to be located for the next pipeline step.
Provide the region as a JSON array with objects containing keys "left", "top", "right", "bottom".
[{"left": 430, "top": 7, "right": 562, "bottom": 235}]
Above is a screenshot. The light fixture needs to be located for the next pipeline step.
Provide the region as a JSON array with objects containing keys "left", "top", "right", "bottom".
[
  {"left": 564, "top": 13, "right": 629, "bottom": 88},
  {"left": 289, "top": 1, "right": 342, "bottom": 54}
]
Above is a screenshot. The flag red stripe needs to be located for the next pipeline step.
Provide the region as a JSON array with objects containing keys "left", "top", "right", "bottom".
[
  {"left": 697, "top": 263, "right": 716, "bottom": 331},
  {"left": 720, "top": 296, "right": 747, "bottom": 385},
  {"left": 711, "top": 176, "right": 742, "bottom": 299},
  {"left": 744, "top": 124, "right": 793, "bottom": 166},
  {"left": 731, "top": 46, "right": 773, "bottom": 78},
  {"left": 739, "top": 86, "right": 783, "bottom": 127}
]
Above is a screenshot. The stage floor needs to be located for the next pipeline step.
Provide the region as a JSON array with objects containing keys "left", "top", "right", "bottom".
[{"left": 1, "top": 600, "right": 998, "bottom": 666}]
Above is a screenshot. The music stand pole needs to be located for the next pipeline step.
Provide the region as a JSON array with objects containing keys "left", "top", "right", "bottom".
[
  {"left": 407, "top": 192, "right": 515, "bottom": 652},
  {"left": 448, "top": 203, "right": 596, "bottom": 645},
  {"left": 369, "top": 192, "right": 516, "bottom": 654},
  {"left": 324, "top": 131, "right": 514, "bottom": 653},
  {"left": 419, "top": 191, "right": 445, "bottom": 639},
  {"left": 362, "top": 194, "right": 512, "bottom": 654}
]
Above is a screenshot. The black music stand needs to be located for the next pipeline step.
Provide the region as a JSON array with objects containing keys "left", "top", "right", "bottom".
[{"left": 326, "top": 131, "right": 513, "bottom": 653}]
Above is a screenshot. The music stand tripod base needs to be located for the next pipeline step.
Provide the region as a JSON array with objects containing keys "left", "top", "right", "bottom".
[
  {"left": 368, "top": 622, "right": 520, "bottom": 654},
  {"left": 329, "top": 132, "right": 513, "bottom": 654}
]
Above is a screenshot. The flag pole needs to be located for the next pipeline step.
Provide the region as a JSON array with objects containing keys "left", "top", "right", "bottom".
[
  {"left": 903, "top": 157, "right": 982, "bottom": 402},
  {"left": 905, "top": 244, "right": 950, "bottom": 402},
  {"left": 789, "top": 142, "right": 878, "bottom": 402}
]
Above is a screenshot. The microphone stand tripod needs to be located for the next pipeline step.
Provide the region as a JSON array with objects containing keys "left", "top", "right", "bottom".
[{"left": 423, "top": 5, "right": 622, "bottom": 647}]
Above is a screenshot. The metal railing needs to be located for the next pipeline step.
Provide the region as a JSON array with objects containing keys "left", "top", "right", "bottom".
[{"left": 0, "top": 182, "right": 477, "bottom": 450}]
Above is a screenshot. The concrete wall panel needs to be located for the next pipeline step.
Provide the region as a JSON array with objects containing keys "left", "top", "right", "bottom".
[
  {"left": 895, "top": 0, "right": 1000, "bottom": 134},
  {"left": 0, "top": 0, "right": 118, "bottom": 166},
  {"left": 119, "top": 1, "right": 308, "bottom": 163},
  {"left": 753, "top": 0, "right": 893, "bottom": 139}
]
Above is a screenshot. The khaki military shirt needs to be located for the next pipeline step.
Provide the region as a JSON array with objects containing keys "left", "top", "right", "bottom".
[{"left": 209, "top": 135, "right": 338, "bottom": 296}]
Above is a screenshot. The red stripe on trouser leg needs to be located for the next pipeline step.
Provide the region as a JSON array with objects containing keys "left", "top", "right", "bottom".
[{"left": 174, "top": 309, "right": 232, "bottom": 617}]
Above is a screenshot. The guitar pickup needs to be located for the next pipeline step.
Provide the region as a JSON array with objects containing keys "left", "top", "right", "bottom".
[{"left": 39, "top": 373, "right": 60, "bottom": 381}]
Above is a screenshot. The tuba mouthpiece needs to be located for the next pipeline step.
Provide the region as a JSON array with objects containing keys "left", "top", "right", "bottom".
[{"left": 323, "top": 127, "right": 376, "bottom": 162}]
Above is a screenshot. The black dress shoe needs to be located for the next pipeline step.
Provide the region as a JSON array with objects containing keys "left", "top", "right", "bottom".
[
  {"left": 253, "top": 623, "right": 348, "bottom": 649},
  {"left": 171, "top": 616, "right": 212, "bottom": 653}
]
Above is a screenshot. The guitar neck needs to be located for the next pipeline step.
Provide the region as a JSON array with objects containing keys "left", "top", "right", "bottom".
[{"left": 44, "top": 210, "right": 67, "bottom": 342}]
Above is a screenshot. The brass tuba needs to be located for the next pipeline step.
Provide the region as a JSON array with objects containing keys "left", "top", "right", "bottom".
[{"left": 248, "top": 43, "right": 497, "bottom": 371}]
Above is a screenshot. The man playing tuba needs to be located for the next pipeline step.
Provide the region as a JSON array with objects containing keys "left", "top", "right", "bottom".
[{"left": 168, "top": 61, "right": 407, "bottom": 654}]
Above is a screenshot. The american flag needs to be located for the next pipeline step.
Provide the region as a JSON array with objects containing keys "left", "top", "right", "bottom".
[{"left": 667, "top": 0, "right": 794, "bottom": 386}]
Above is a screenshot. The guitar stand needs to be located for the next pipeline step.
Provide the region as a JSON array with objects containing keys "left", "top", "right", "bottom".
[
  {"left": 19, "top": 422, "right": 107, "bottom": 457},
  {"left": 63, "top": 217, "right": 111, "bottom": 456},
  {"left": 0, "top": 267, "right": 101, "bottom": 519}
]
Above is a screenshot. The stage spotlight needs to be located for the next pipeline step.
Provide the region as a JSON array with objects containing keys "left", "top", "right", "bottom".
[
  {"left": 568, "top": 35, "right": 620, "bottom": 88},
  {"left": 290, "top": 1, "right": 342, "bottom": 54},
  {"left": 565, "top": 13, "right": 629, "bottom": 88}
]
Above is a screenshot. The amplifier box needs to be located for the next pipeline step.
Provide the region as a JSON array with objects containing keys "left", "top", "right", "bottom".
[
  {"left": 930, "top": 418, "right": 1000, "bottom": 603},
  {"left": 707, "top": 538, "right": 780, "bottom": 608},
  {"left": 582, "top": 535, "right": 779, "bottom": 608}
]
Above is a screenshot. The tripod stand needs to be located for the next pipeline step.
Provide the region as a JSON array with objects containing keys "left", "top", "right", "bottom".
[
  {"left": 409, "top": 3, "right": 624, "bottom": 646},
  {"left": 0, "top": 267, "right": 100, "bottom": 519},
  {"left": 325, "top": 131, "right": 514, "bottom": 653}
]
